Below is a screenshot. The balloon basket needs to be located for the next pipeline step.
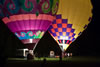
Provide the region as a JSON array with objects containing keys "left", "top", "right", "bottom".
[{"left": 27, "top": 50, "right": 34, "bottom": 60}]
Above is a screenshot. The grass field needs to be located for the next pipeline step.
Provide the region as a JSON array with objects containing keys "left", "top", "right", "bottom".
[
  {"left": 8, "top": 56, "right": 100, "bottom": 62},
  {"left": 5, "top": 57, "right": 100, "bottom": 67},
  {"left": 8, "top": 57, "right": 64, "bottom": 61}
]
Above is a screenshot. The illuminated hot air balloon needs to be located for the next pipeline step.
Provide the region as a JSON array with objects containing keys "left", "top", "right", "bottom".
[
  {"left": 48, "top": 0, "right": 92, "bottom": 53},
  {"left": 0, "top": 0, "right": 59, "bottom": 58}
]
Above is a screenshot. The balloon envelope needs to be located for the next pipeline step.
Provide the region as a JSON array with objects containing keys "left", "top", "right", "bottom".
[
  {"left": 0, "top": 0, "right": 59, "bottom": 50},
  {"left": 48, "top": 0, "right": 92, "bottom": 52}
]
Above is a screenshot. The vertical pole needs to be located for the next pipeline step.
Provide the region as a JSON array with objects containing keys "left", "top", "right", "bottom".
[{"left": 62, "top": 39, "right": 65, "bottom": 58}]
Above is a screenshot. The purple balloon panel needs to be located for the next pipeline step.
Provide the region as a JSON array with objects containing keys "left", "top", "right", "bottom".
[
  {"left": 2, "top": 14, "right": 54, "bottom": 44},
  {"left": 2, "top": 14, "right": 54, "bottom": 32}
]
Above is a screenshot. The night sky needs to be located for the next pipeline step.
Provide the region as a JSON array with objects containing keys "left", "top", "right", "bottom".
[{"left": 0, "top": 0, "right": 100, "bottom": 57}]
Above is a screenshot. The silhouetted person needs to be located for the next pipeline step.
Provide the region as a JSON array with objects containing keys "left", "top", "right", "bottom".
[
  {"left": 59, "top": 52, "right": 62, "bottom": 61},
  {"left": 41, "top": 58, "right": 46, "bottom": 67},
  {"left": 27, "top": 53, "right": 33, "bottom": 60}
]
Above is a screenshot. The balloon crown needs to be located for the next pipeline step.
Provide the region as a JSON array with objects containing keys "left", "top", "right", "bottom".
[{"left": 0, "top": 0, "right": 59, "bottom": 18}]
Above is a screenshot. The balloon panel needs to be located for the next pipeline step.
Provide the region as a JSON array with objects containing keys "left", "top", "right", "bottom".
[
  {"left": 48, "top": 14, "right": 92, "bottom": 51},
  {"left": 48, "top": 0, "right": 92, "bottom": 51},
  {"left": 48, "top": 15, "right": 76, "bottom": 41},
  {"left": 48, "top": 15, "right": 76, "bottom": 51},
  {"left": 2, "top": 14, "right": 54, "bottom": 32},
  {"left": 0, "top": 0, "right": 59, "bottom": 18},
  {"left": 15, "top": 31, "right": 44, "bottom": 40},
  {"left": 0, "top": 0, "right": 59, "bottom": 44},
  {"left": 2, "top": 14, "right": 54, "bottom": 44},
  {"left": 57, "top": 0, "right": 92, "bottom": 39}
]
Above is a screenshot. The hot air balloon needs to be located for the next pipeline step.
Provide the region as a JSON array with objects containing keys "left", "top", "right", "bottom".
[
  {"left": 0, "top": 0, "right": 59, "bottom": 58},
  {"left": 48, "top": 0, "right": 92, "bottom": 56}
]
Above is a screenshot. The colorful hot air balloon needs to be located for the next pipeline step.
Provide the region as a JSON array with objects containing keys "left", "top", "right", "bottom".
[
  {"left": 48, "top": 0, "right": 92, "bottom": 53},
  {"left": 0, "top": 0, "right": 59, "bottom": 58}
]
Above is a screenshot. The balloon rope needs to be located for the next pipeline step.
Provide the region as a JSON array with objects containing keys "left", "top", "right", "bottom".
[{"left": 33, "top": 43, "right": 37, "bottom": 51}]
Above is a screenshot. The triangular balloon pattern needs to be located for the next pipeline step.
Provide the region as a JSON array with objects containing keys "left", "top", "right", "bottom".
[{"left": 48, "top": 15, "right": 76, "bottom": 52}]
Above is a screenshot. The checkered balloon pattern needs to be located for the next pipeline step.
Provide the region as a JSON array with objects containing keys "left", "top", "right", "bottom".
[
  {"left": 48, "top": 14, "right": 76, "bottom": 42},
  {"left": 48, "top": 14, "right": 76, "bottom": 51}
]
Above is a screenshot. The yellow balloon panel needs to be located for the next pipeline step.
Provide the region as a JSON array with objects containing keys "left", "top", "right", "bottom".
[
  {"left": 48, "top": 0, "right": 92, "bottom": 52},
  {"left": 57, "top": 0, "right": 92, "bottom": 38}
]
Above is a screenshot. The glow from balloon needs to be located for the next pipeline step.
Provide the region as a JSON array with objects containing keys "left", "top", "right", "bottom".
[
  {"left": 48, "top": 15, "right": 75, "bottom": 51},
  {"left": 48, "top": 0, "right": 92, "bottom": 52},
  {"left": 0, "top": 0, "right": 59, "bottom": 50}
]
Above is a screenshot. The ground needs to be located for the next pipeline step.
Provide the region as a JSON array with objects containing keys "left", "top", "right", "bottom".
[{"left": 4, "top": 56, "right": 100, "bottom": 67}]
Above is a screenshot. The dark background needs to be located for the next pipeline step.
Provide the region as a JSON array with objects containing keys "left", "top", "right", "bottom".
[{"left": 0, "top": 0, "right": 100, "bottom": 58}]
